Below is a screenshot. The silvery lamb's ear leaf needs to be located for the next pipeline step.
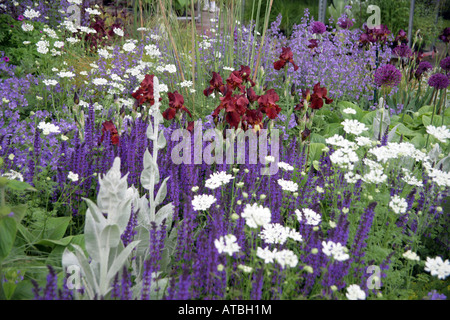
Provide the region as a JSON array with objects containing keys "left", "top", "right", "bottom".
[
  {"left": 134, "top": 225, "right": 150, "bottom": 256},
  {"left": 157, "top": 130, "right": 167, "bottom": 149},
  {"left": 108, "top": 197, "right": 132, "bottom": 235},
  {"left": 155, "top": 202, "right": 174, "bottom": 227},
  {"left": 84, "top": 208, "right": 104, "bottom": 263},
  {"left": 105, "top": 240, "right": 140, "bottom": 286},
  {"left": 136, "top": 195, "right": 150, "bottom": 226},
  {"left": 83, "top": 198, "right": 107, "bottom": 226},
  {"left": 100, "top": 224, "right": 121, "bottom": 250},
  {"left": 62, "top": 247, "right": 81, "bottom": 272},
  {"left": 150, "top": 275, "right": 168, "bottom": 300},
  {"left": 387, "top": 124, "right": 401, "bottom": 142},
  {"left": 70, "top": 244, "right": 99, "bottom": 296},
  {"left": 141, "top": 149, "right": 160, "bottom": 188},
  {"left": 436, "top": 154, "right": 450, "bottom": 172},
  {"left": 428, "top": 143, "right": 441, "bottom": 164},
  {"left": 146, "top": 121, "right": 154, "bottom": 140},
  {"left": 373, "top": 108, "right": 390, "bottom": 141},
  {"left": 154, "top": 176, "right": 170, "bottom": 207}
]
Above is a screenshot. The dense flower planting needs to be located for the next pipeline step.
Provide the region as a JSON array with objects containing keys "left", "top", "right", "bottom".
[{"left": 0, "top": 0, "right": 449, "bottom": 302}]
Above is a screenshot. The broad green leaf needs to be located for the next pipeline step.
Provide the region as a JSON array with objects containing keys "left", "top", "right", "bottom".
[
  {"left": 43, "top": 216, "right": 72, "bottom": 240},
  {"left": 155, "top": 202, "right": 174, "bottom": 227},
  {"left": 36, "top": 236, "right": 74, "bottom": 247},
  {"left": 308, "top": 143, "right": 326, "bottom": 166},
  {"left": 9, "top": 204, "right": 27, "bottom": 224},
  {"left": 2, "top": 282, "right": 17, "bottom": 300},
  {"left": 5, "top": 180, "right": 37, "bottom": 192},
  {"left": 0, "top": 217, "right": 16, "bottom": 261},
  {"left": 410, "top": 135, "right": 426, "bottom": 150}
]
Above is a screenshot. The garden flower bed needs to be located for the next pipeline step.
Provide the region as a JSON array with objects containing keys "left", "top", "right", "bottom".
[{"left": 0, "top": 0, "right": 449, "bottom": 301}]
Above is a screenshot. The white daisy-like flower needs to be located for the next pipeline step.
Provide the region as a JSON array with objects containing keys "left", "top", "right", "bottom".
[
  {"left": 265, "top": 155, "right": 275, "bottom": 163},
  {"left": 57, "top": 71, "right": 75, "bottom": 78},
  {"left": 401, "top": 168, "right": 423, "bottom": 187},
  {"left": 180, "top": 80, "right": 193, "bottom": 88},
  {"left": 66, "top": 37, "right": 80, "bottom": 44},
  {"left": 362, "top": 168, "right": 387, "bottom": 184},
  {"left": 2, "top": 170, "right": 24, "bottom": 182},
  {"left": 164, "top": 64, "right": 176, "bottom": 73},
  {"left": 424, "top": 256, "right": 450, "bottom": 280},
  {"left": 241, "top": 203, "right": 271, "bottom": 229},
  {"left": 97, "top": 48, "right": 111, "bottom": 59},
  {"left": 191, "top": 194, "right": 217, "bottom": 211},
  {"left": 344, "top": 171, "right": 361, "bottom": 184},
  {"left": 113, "top": 27, "right": 124, "bottom": 37},
  {"left": 150, "top": 34, "right": 161, "bottom": 41},
  {"left": 256, "top": 246, "right": 277, "bottom": 264},
  {"left": 21, "top": 23, "right": 34, "bottom": 32},
  {"left": 43, "top": 28, "right": 58, "bottom": 39},
  {"left": 237, "top": 264, "right": 253, "bottom": 273},
  {"left": 325, "top": 134, "right": 356, "bottom": 149},
  {"left": 260, "top": 223, "right": 302, "bottom": 245},
  {"left": 67, "top": 171, "right": 79, "bottom": 182},
  {"left": 205, "top": 171, "right": 234, "bottom": 189},
  {"left": 402, "top": 250, "right": 420, "bottom": 262},
  {"left": 277, "top": 179, "right": 298, "bottom": 192},
  {"left": 274, "top": 249, "right": 298, "bottom": 269},
  {"left": 67, "top": 0, "right": 82, "bottom": 4},
  {"left": 156, "top": 66, "right": 165, "bottom": 73},
  {"left": 214, "top": 234, "right": 240, "bottom": 256},
  {"left": 86, "top": 8, "right": 101, "bottom": 15},
  {"left": 342, "top": 108, "right": 357, "bottom": 114},
  {"left": 322, "top": 240, "right": 349, "bottom": 261},
  {"left": 38, "top": 121, "right": 60, "bottom": 135},
  {"left": 92, "top": 78, "right": 108, "bottom": 86},
  {"left": 278, "top": 161, "right": 294, "bottom": 171},
  {"left": 329, "top": 146, "right": 359, "bottom": 170},
  {"left": 389, "top": 195, "right": 408, "bottom": 214},
  {"left": 426, "top": 125, "right": 450, "bottom": 143},
  {"left": 296, "top": 208, "right": 321, "bottom": 226},
  {"left": 123, "top": 42, "right": 136, "bottom": 52},
  {"left": 53, "top": 41, "right": 64, "bottom": 48},
  {"left": 346, "top": 284, "right": 366, "bottom": 300},
  {"left": 144, "top": 44, "right": 161, "bottom": 57},
  {"left": 23, "top": 8, "right": 41, "bottom": 19},
  {"left": 36, "top": 40, "right": 50, "bottom": 54},
  {"left": 355, "top": 136, "right": 372, "bottom": 147},
  {"left": 43, "top": 79, "right": 58, "bottom": 86},
  {"left": 223, "top": 66, "right": 235, "bottom": 71},
  {"left": 342, "top": 119, "right": 368, "bottom": 136}
]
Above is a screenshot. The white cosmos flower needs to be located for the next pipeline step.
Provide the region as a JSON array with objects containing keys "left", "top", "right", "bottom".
[
  {"left": 92, "top": 78, "right": 108, "bottom": 86},
  {"left": 322, "top": 240, "right": 349, "bottom": 261},
  {"left": 36, "top": 40, "right": 50, "bottom": 54},
  {"left": 23, "top": 8, "right": 41, "bottom": 19},
  {"left": 402, "top": 250, "right": 420, "bottom": 262},
  {"left": 43, "top": 79, "right": 58, "bottom": 86},
  {"left": 21, "top": 23, "right": 34, "bottom": 32},
  {"left": 144, "top": 44, "right": 161, "bottom": 57},
  {"left": 389, "top": 195, "right": 408, "bottom": 214},
  {"left": 57, "top": 71, "right": 75, "bottom": 78},
  {"left": 342, "top": 119, "right": 368, "bottom": 135},
  {"left": 67, "top": 171, "right": 79, "bottom": 182},
  {"left": 424, "top": 256, "right": 450, "bottom": 280},
  {"left": 179, "top": 80, "right": 193, "bottom": 88},
  {"left": 205, "top": 171, "right": 234, "bottom": 189},
  {"left": 214, "top": 234, "right": 240, "bottom": 256},
  {"left": 241, "top": 203, "right": 271, "bottom": 229},
  {"left": 38, "top": 121, "right": 60, "bottom": 135},
  {"left": 277, "top": 179, "right": 298, "bottom": 192},
  {"left": 260, "top": 223, "right": 302, "bottom": 245},
  {"left": 191, "top": 194, "right": 217, "bottom": 211},
  {"left": 256, "top": 246, "right": 277, "bottom": 264},
  {"left": 296, "top": 208, "right": 321, "bottom": 226},
  {"left": 426, "top": 125, "right": 450, "bottom": 143},
  {"left": 278, "top": 161, "right": 294, "bottom": 171},
  {"left": 164, "top": 64, "right": 176, "bottom": 73},
  {"left": 343, "top": 108, "right": 357, "bottom": 114},
  {"left": 123, "top": 42, "right": 136, "bottom": 52},
  {"left": 346, "top": 284, "right": 366, "bottom": 300},
  {"left": 113, "top": 27, "right": 124, "bottom": 36}
]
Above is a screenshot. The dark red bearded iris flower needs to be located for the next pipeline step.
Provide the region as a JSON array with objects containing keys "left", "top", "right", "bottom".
[
  {"left": 295, "top": 82, "right": 333, "bottom": 111},
  {"left": 257, "top": 89, "right": 281, "bottom": 119},
  {"left": 273, "top": 47, "right": 299, "bottom": 71},
  {"left": 226, "top": 70, "right": 246, "bottom": 93},
  {"left": 238, "top": 65, "right": 256, "bottom": 87},
  {"left": 163, "top": 91, "right": 192, "bottom": 120},
  {"left": 243, "top": 109, "right": 264, "bottom": 132},
  {"left": 132, "top": 74, "right": 155, "bottom": 106},
  {"left": 204, "top": 71, "right": 227, "bottom": 96},
  {"left": 101, "top": 121, "right": 120, "bottom": 146}
]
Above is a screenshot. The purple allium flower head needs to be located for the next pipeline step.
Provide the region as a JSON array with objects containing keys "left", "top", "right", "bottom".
[
  {"left": 440, "top": 56, "right": 450, "bottom": 72},
  {"left": 428, "top": 73, "right": 450, "bottom": 90},
  {"left": 374, "top": 64, "right": 402, "bottom": 87},
  {"left": 2, "top": 56, "right": 9, "bottom": 62},
  {"left": 415, "top": 61, "right": 433, "bottom": 78},
  {"left": 311, "top": 21, "right": 326, "bottom": 34},
  {"left": 393, "top": 44, "right": 412, "bottom": 58}
]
